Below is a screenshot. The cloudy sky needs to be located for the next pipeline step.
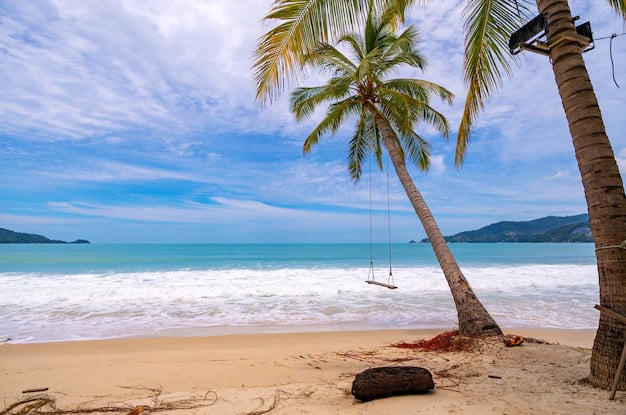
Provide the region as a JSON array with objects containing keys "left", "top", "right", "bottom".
[{"left": 1, "top": 0, "right": 624, "bottom": 243}]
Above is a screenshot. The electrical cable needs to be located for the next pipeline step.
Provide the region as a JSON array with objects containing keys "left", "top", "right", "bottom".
[
  {"left": 592, "top": 32, "right": 625, "bottom": 88},
  {"left": 610, "top": 33, "right": 620, "bottom": 88}
]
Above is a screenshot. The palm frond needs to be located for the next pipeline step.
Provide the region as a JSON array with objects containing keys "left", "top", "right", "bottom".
[
  {"left": 392, "top": 25, "right": 421, "bottom": 53},
  {"left": 290, "top": 79, "right": 353, "bottom": 121},
  {"left": 383, "top": 79, "right": 454, "bottom": 104},
  {"left": 377, "top": 88, "right": 416, "bottom": 134},
  {"left": 352, "top": 110, "right": 385, "bottom": 171},
  {"left": 253, "top": 0, "right": 365, "bottom": 104},
  {"left": 291, "top": 86, "right": 327, "bottom": 120},
  {"left": 379, "top": 50, "right": 426, "bottom": 76},
  {"left": 348, "top": 111, "right": 373, "bottom": 180},
  {"left": 338, "top": 33, "right": 366, "bottom": 62},
  {"left": 399, "top": 130, "right": 431, "bottom": 171},
  {"left": 378, "top": 85, "right": 450, "bottom": 138},
  {"left": 457, "top": 0, "right": 527, "bottom": 166},
  {"left": 606, "top": 0, "right": 626, "bottom": 19},
  {"left": 305, "top": 42, "right": 358, "bottom": 76},
  {"left": 378, "top": 0, "right": 430, "bottom": 25},
  {"left": 302, "top": 96, "right": 362, "bottom": 153},
  {"left": 372, "top": 27, "right": 426, "bottom": 77},
  {"left": 371, "top": 116, "right": 384, "bottom": 170},
  {"left": 416, "top": 104, "right": 450, "bottom": 137}
]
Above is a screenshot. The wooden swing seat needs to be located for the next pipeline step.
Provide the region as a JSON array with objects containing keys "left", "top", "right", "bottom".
[{"left": 365, "top": 280, "right": 398, "bottom": 289}]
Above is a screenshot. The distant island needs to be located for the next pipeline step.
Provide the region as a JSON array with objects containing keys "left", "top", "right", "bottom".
[
  {"left": 0, "top": 228, "right": 90, "bottom": 244},
  {"left": 420, "top": 214, "right": 592, "bottom": 243}
]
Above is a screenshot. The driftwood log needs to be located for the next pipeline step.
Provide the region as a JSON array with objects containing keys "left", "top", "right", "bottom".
[{"left": 351, "top": 366, "right": 435, "bottom": 402}]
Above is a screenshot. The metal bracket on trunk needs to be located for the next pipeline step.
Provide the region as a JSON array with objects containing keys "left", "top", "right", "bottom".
[{"left": 509, "top": 15, "right": 594, "bottom": 57}]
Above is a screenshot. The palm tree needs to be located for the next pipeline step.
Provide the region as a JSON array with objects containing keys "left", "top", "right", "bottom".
[
  {"left": 253, "top": 0, "right": 626, "bottom": 391},
  {"left": 289, "top": 5, "right": 502, "bottom": 336},
  {"left": 461, "top": 0, "right": 626, "bottom": 391}
]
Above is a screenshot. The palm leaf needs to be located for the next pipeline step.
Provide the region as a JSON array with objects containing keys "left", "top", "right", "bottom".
[
  {"left": 305, "top": 42, "right": 358, "bottom": 76},
  {"left": 416, "top": 103, "right": 450, "bottom": 137},
  {"left": 338, "top": 33, "right": 367, "bottom": 62},
  {"left": 290, "top": 78, "right": 352, "bottom": 121},
  {"left": 380, "top": 88, "right": 450, "bottom": 138},
  {"left": 365, "top": 114, "right": 384, "bottom": 170},
  {"left": 606, "top": 0, "right": 626, "bottom": 18},
  {"left": 378, "top": 88, "right": 416, "bottom": 134},
  {"left": 456, "top": 0, "right": 527, "bottom": 166},
  {"left": 373, "top": 27, "right": 427, "bottom": 77},
  {"left": 390, "top": 24, "right": 421, "bottom": 53},
  {"left": 253, "top": 0, "right": 366, "bottom": 104},
  {"left": 302, "top": 96, "right": 362, "bottom": 153},
  {"left": 348, "top": 111, "right": 373, "bottom": 180},
  {"left": 399, "top": 130, "right": 431, "bottom": 171},
  {"left": 379, "top": 0, "right": 431, "bottom": 25},
  {"left": 378, "top": 83, "right": 450, "bottom": 140},
  {"left": 379, "top": 50, "right": 426, "bottom": 76},
  {"left": 383, "top": 79, "right": 454, "bottom": 104}
]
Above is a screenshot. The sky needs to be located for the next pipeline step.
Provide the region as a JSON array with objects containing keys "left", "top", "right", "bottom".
[{"left": 1, "top": 0, "right": 625, "bottom": 243}]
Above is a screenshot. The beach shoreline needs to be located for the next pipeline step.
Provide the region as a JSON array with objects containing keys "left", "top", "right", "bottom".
[
  {"left": 0, "top": 325, "right": 598, "bottom": 346},
  {"left": 3, "top": 327, "right": 620, "bottom": 415},
  {"left": 0, "top": 243, "right": 600, "bottom": 343}
]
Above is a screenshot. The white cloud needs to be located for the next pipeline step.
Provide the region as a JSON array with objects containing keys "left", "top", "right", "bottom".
[
  {"left": 0, "top": 213, "right": 82, "bottom": 226},
  {"left": 545, "top": 169, "right": 574, "bottom": 180},
  {"left": 44, "top": 198, "right": 370, "bottom": 234},
  {"left": 39, "top": 161, "right": 199, "bottom": 183},
  {"left": 4, "top": 0, "right": 620, "bottom": 161},
  {"left": 0, "top": 0, "right": 281, "bottom": 140},
  {"left": 428, "top": 154, "right": 446, "bottom": 176},
  {"left": 259, "top": 159, "right": 365, "bottom": 207}
]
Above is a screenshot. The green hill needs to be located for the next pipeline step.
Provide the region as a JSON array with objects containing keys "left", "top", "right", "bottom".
[
  {"left": 0, "top": 228, "right": 90, "bottom": 244},
  {"left": 421, "top": 214, "right": 592, "bottom": 243}
]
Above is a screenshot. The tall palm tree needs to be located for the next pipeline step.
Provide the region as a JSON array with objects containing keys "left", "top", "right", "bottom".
[
  {"left": 461, "top": 0, "right": 626, "bottom": 391},
  {"left": 253, "top": 0, "right": 626, "bottom": 391},
  {"left": 289, "top": 5, "right": 502, "bottom": 336}
]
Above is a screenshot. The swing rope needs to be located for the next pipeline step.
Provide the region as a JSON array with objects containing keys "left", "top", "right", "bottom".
[
  {"left": 385, "top": 156, "right": 395, "bottom": 287},
  {"left": 365, "top": 155, "right": 397, "bottom": 289},
  {"left": 368, "top": 155, "right": 375, "bottom": 282}
]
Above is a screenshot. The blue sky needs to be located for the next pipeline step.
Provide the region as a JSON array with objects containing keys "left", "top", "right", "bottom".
[{"left": 1, "top": 0, "right": 624, "bottom": 243}]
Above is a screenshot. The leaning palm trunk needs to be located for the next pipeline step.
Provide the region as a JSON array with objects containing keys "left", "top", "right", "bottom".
[
  {"left": 537, "top": 0, "right": 626, "bottom": 389},
  {"left": 370, "top": 106, "right": 502, "bottom": 336}
]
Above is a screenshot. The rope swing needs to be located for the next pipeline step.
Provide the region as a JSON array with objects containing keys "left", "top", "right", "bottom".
[{"left": 366, "top": 156, "right": 397, "bottom": 289}]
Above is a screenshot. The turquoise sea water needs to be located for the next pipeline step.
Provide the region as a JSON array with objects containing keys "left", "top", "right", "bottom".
[
  {"left": 0, "top": 242, "right": 595, "bottom": 272},
  {"left": 0, "top": 243, "right": 598, "bottom": 343}
]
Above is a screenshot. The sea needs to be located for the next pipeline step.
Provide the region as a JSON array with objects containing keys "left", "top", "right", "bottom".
[{"left": 0, "top": 243, "right": 599, "bottom": 343}]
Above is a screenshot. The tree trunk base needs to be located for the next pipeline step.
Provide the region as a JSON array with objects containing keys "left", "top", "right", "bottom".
[{"left": 351, "top": 366, "right": 435, "bottom": 402}]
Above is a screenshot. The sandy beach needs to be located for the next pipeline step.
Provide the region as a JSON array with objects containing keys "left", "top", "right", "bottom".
[{"left": 1, "top": 328, "right": 623, "bottom": 414}]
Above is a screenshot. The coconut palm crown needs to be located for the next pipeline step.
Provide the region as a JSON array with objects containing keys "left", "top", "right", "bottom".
[
  {"left": 291, "top": 7, "right": 452, "bottom": 179},
  {"left": 290, "top": 6, "right": 502, "bottom": 336}
]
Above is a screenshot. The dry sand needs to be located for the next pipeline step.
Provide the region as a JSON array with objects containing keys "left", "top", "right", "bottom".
[{"left": 1, "top": 328, "right": 624, "bottom": 414}]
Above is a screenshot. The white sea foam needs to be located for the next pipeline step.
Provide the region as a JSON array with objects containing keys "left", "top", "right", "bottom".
[{"left": 0, "top": 264, "right": 598, "bottom": 343}]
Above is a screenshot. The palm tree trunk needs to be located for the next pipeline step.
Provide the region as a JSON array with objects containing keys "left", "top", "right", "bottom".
[
  {"left": 537, "top": 0, "right": 626, "bottom": 389},
  {"left": 370, "top": 106, "right": 502, "bottom": 336}
]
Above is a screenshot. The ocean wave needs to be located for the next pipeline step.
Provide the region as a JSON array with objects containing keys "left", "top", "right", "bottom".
[{"left": 0, "top": 264, "right": 598, "bottom": 342}]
